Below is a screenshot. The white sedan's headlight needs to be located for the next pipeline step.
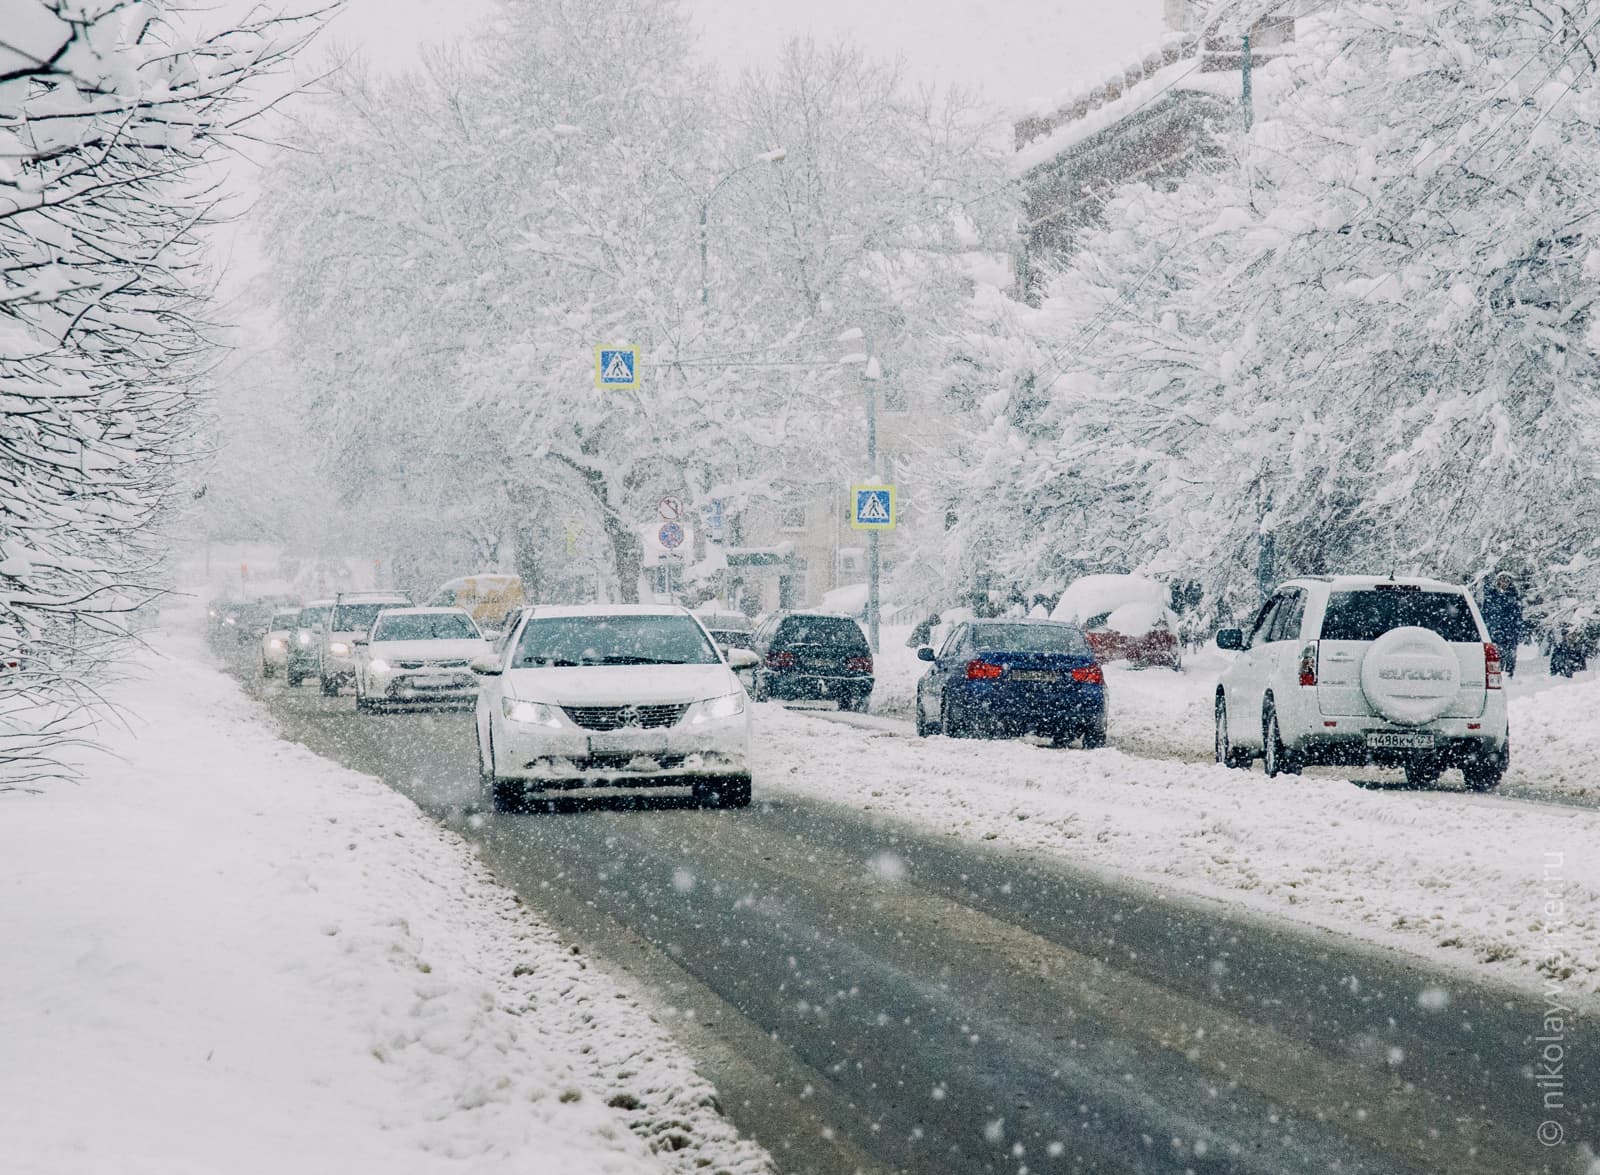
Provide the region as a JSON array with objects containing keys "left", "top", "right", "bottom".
[
  {"left": 329, "top": 641, "right": 351, "bottom": 656},
  {"left": 502, "top": 697, "right": 563, "bottom": 727},
  {"left": 686, "top": 691, "right": 747, "bottom": 724},
  {"left": 268, "top": 637, "right": 285, "bottom": 651},
  {"left": 368, "top": 658, "right": 391, "bottom": 674}
]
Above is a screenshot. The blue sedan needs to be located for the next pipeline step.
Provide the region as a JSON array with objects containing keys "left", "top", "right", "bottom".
[{"left": 914, "top": 620, "right": 1107, "bottom": 747}]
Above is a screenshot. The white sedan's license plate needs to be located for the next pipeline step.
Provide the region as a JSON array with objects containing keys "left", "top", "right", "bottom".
[
  {"left": 409, "top": 676, "right": 456, "bottom": 689},
  {"left": 1366, "top": 731, "right": 1436, "bottom": 750},
  {"left": 589, "top": 733, "right": 669, "bottom": 756}
]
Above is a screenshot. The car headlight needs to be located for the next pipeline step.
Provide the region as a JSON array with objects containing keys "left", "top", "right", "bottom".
[
  {"left": 296, "top": 631, "right": 311, "bottom": 646},
  {"left": 224, "top": 616, "right": 237, "bottom": 626},
  {"left": 368, "top": 658, "right": 390, "bottom": 674},
  {"left": 687, "top": 691, "right": 746, "bottom": 724},
  {"left": 502, "top": 697, "right": 563, "bottom": 727},
  {"left": 329, "top": 641, "right": 351, "bottom": 656},
  {"left": 268, "top": 638, "right": 285, "bottom": 651}
]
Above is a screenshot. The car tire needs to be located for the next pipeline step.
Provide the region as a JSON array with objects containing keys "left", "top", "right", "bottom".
[
  {"left": 319, "top": 673, "right": 339, "bottom": 697},
  {"left": 355, "top": 690, "right": 375, "bottom": 713},
  {"left": 695, "top": 775, "right": 752, "bottom": 809},
  {"left": 1215, "top": 697, "right": 1250, "bottom": 769},
  {"left": 750, "top": 673, "right": 767, "bottom": 703},
  {"left": 844, "top": 693, "right": 871, "bottom": 714},
  {"left": 1261, "top": 702, "right": 1300, "bottom": 778},
  {"left": 261, "top": 660, "right": 274, "bottom": 679},
  {"left": 286, "top": 665, "right": 303, "bottom": 687},
  {"left": 479, "top": 730, "right": 521, "bottom": 813},
  {"left": 914, "top": 699, "right": 933, "bottom": 738},
  {"left": 1404, "top": 757, "right": 1442, "bottom": 788},
  {"left": 1463, "top": 740, "right": 1508, "bottom": 791},
  {"left": 941, "top": 698, "right": 967, "bottom": 739},
  {"left": 1081, "top": 723, "right": 1107, "bottom": 750}
]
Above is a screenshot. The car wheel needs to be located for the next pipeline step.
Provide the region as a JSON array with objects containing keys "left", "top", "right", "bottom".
[
  {"left": 750, "top": 672, "right": 766, "bottom": 703},
  {"left": 1261, "top": 702, "right": 1299, "bottom": 778},
  {"left": 479, "top": 730, "right": 520, "bottom": 813},
  {"left": 844, "top": 693, "right": 871, "bottom": 714},
  {"left": 261, "top": 660, "right": 274, "bottom": 679},
  {"left": 695, "top": 775, "right": 752, "bottom": 809},
  {"left": 286, "top": 665, "right": 303, "bottom": 687},
  {"left": 941, "top": 698, "right": 967, "bottom": 738},
  {"left": 319, "top": 673, "right": 339, "bottom": 697},
  {"left": 914, "top": 699, "right": 932, "bottom": 738},
  {"left": 1462, "top": 754, "right": 1504, "bottom": 792},
  {"left": 1081, "top": 723, "right": 1107, "bottom": 750},
  {"left": 1215, "top": 697, "right": 1250, "bottom": 768},
  {"left": 1404, "top": 757, "right": 1442, "bottom": 788}
]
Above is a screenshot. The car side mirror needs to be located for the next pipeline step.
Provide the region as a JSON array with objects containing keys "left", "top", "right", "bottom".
[
  {"left": 726, "top": 648, "right": 759, "bottom": 671},
  {"left": 917, "top": 646, "right": 936, "bottom": 662},
  {"left": 469, "top": 655, "right": 502, "bottom": 676},
  {"left": 1216, "top": 628, "right": 1244, "bottom": 651}
]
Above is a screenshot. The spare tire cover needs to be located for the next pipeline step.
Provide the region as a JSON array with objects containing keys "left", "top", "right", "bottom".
[{"left": 1359, "top": 626, "right": 1461, "bottom": 725}]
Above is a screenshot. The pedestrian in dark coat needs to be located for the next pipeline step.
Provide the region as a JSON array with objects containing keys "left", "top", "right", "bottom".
[{"left": 1480, "top": 573, "right": 1524, "bottom": 677}]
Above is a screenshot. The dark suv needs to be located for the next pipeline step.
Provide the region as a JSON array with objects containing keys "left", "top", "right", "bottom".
[{"left": 750, "top": 612, "right": 874, "bottom": 712}]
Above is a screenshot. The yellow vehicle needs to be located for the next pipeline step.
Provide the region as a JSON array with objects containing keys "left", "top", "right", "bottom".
[{"left": 430, "top": 573, "right": 526, "bottom": 635}]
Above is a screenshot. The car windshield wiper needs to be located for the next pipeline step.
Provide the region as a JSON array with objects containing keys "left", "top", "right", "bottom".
[
  {"left": 596, "top": 654, "right": 680, "bottom": 665},
  {"left": 518, "top": 657, "right": 582, "bottom": 668}
]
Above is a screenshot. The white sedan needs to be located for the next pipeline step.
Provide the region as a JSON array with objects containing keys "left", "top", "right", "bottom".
[
  {"left": 472, "top": 605, "right": 757, "bottom": 811},
  {"left": 353, "top": 607, "right": 492, "bottom": 711}
]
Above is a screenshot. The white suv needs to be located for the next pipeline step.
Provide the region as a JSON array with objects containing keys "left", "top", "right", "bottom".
[{"left": 1214, "top": 576, "right": 1509, "bottom": 789}]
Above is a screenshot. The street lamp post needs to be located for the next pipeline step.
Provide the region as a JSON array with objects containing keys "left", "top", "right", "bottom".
[
  {"left": 699, "top": 148, "right": 786, "bottom": 306},
  {"left": 839, "top": 328, "right": 882, "bottom": 653}
]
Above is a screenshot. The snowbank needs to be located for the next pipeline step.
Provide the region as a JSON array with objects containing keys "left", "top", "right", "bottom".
[
  {"left": 1508, "top": 672, "right": 1600, "bottom": 800},
  {"left": 0, "top": 623, "right": 770, "bottom": 1175},
  {"left": 1051, "top": 573, "right": 1166, "bottom": 623},
  {"left": 752, "top": 703, "right": 1600, "bottom": 999}
]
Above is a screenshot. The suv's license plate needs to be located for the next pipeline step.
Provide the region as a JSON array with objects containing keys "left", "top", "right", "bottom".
[{"left": 1366, "top": 731, "right": 1436, "bottom": 750}]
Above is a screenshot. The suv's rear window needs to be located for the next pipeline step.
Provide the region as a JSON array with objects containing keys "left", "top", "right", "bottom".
[
  {"left": 1319, "top": 589, "right": 1479, "bottom": 643},
  {"left": 775, "top": 616, "right": 869, "bottom": 650}
]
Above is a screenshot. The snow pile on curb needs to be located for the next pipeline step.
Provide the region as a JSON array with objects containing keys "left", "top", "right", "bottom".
[
  {"left": 1509, "top": 676, "right": 1600, "bottom": 800},
  {"left": 754, "top": 705, "right": 1600, "bottom": 999},
  {"left": 0, "top": 627, "right": 771, "bottom": 1175}
]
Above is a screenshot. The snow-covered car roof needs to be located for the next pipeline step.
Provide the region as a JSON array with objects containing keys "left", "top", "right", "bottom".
[
  {"left": 523, "top": 604, "right": 694, "bottom": 620},
  {"left": 335, "top": 592, "right": 411, "bottom": 602},
  {"left": 1288, "top": 575, "right": 1471, "bottom": 594},
  {"left": 437, "top": 572, "right": 521, "bottom": 587},
  {"left": 367, "top": 606, "right": 475, "bottom": 618}
]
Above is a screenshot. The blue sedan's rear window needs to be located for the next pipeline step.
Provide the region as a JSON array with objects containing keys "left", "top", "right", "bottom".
[{"left": 970, "top": 623, "right": 1091, "bottom": 655}]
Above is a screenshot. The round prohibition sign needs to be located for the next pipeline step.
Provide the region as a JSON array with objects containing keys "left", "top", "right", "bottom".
[
  {"left": 658, "top": 496, "right": 684, "bottom": 521},
  {"left": 658, "top": 521, "right": 685, "bottom": 550}
]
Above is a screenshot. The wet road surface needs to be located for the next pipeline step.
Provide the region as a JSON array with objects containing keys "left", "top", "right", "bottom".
[{"left": 235, "top": 659, "right": 1594, "bottom": 1175}]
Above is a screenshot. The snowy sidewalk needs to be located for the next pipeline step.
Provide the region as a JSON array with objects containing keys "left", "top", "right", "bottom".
[{"left": 0, "top": 626, "right": 769, "bottom": 1175}]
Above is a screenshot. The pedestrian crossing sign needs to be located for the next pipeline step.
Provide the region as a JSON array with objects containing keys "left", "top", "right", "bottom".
[
  {"left": 851, "top": 484, "right": 896, "bottom": 531},
  {"left": 595, "top": 346, "right": 640, "bottom": 390}
]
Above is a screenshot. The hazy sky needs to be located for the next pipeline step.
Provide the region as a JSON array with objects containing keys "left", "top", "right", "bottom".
[{"left": 324, "top": 0, "right": 1162, "bottom": 115}]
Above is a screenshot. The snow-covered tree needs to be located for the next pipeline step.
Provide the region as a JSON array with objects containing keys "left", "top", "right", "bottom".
[
  {"left": 0, "top": 1, "right": 324, "bottom": 783},
  {"left": 255, "top": 4, "right": 1009, "bottom": 600},
  {"left": 955, "top": 0, "right": 1600, "bottom": 629}
]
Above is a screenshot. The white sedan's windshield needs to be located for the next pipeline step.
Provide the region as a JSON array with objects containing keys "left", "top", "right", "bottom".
[{"left": 513, "top": 616, "right": 719, "bottom": 668}]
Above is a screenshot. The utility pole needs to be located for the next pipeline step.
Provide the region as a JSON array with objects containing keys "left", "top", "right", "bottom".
[
  {"left": 1241, "top": 33, "right": 1253, "bottom": 131},
  {"left": 865, "top": 346, "right": 880, "bottom": 655}
]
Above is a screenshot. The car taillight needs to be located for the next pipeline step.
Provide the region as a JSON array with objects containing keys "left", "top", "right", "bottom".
[
  {"left": 1485, "top": 642, "right": 1502, "bottom": 690},
  {"left": 965, "top": 659, "right": 1003, "bottom": 680},
  {"left": 1297, "top": 642, "right": 1318, "bottom": 687},
  {"left": 846, "top": 655, "right": 873, "bottom": 673},
  {"left": 766, "top": 651, "right": 795, "bottom": 670},
  {"left": 1070, "top": 664, "right": 1104, "bottom": 684}
]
